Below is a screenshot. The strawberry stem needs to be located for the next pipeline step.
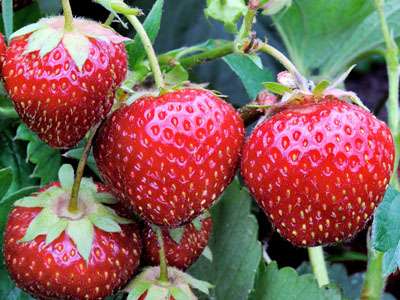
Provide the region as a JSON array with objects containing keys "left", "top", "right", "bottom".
[
  {"left": 126, "top": 15, "right": 165, "bottom": 90},
  {"left": 104, "top": 13, "right": 115, "bottom": 27},
  {"left": 307, "top": 246, "right": 329, "bottom": 287},
  {"left": 61, "top": 0, "right": 74, "bottom": 32},
  {"left": 361, "top": 250, "right": 385, "bottom": 300},
  {"left": 258, "top": 42, "right": 309, "bottom": 92},
  {"left": 155, "top": 226, "right": 169, "bottom": 283},
  {"left": 68, "top": 123, "right": 101, "bottom": 213}
]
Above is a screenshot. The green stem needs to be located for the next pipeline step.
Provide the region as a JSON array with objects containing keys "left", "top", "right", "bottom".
[
  {"left": 259, "top": 42, "right": 309, "bottom": 91},
  {"left": 374, "top": 0, "right": 400, "bottom": 188},
  {"left": 61, "top": 0, "right": 74, "bottom": 32},
  {"left": 361, "top": 251, "right": 385, "bottom": 300},
  {"left": 155, "top": 226, "right": 169, "bottom": 283},
  {"left": 68, "top": 123, "right": 100, "bottom": 213},
  {"left": 104, "top": 13, "right": 115, "bottom": 26},
  {"left": 308, "top": 246, "right": 330, "bottom": 287},
  {"left": 237, "top": 6, "right": 257, "bottom": 43},
  {"left": 126, "top": 15, "right": 165, "bottom": 90}
]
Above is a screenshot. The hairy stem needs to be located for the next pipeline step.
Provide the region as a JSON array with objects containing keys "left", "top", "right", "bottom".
[
  {"left": 308, "top": 246, "right": 330, "bottom": 287},
  {"left": 61, "top": 0, "right": 74, "bottom": 32},
  {"left": 361, "top": 251, "right": 385, "bottom": 300},
  {"left": 236, "top": 6, "right": 257, "bottom": 43},
  {"left": 158, "top": 41, "right": 235, "bottom": 70},
  {"left": 68, "top": 123, "right": 100, "bottom": 213},
  {"left": 155, "top": 226, "right": 169, "bottom": 283},
  {"left": 258, "top": 42, "right": 309, "bottom": 91},
  {"left": 375, "top": 0, "right": 400, "bottom": 189},
  {"left": 104, "top": 13, "right": 115, "bottom": 26},
  {"left": 361, "top": 1, "right": 399, "bottom": 297},
  {"left": 126, "top": 15, "right": 165, "bottom": 90}
]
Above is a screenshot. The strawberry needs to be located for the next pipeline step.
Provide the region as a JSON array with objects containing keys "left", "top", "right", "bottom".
[
  {"left": 4, "top": 165, "right": 142, "bottom": 299},
  {"left": 241, "top": 97, "right": 394, "bottom": 246},
  {"left": 0, "top": 32, "right": 6, "bottom": 74},
  {"left": 143, "top": 216, "right": 212, "bottom": 270},
  {"left": 94, "top": 88, "right": 244, "bottom": 226},
  {"left": 3, "top": 16, "right": 128, "bottom": 148}
]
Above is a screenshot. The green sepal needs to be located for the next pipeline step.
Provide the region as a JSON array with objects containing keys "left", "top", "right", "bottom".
[
  {"left": 330, "top": 64, "right": 356, "bottom": 89},
  {"left": 89, "top": 214, "right": 121, "bottom": 232},
  {"left": 169, "top": 287, "right": 190, "bottom": 300},
  {"left": 181, "top": 272, "right": 213, "bottom": 295},
  {"left": 94, "top": 192, "right": 118, "bottom": 204},
  {"left": 39, "top": 30, "right": 64, "bottom": 57},
  {"left": 63, "top": 31, "right": 91, "bottom": 71},
  {"left": 67, "top": 218, "right": 94, "bottom": 262},
  {"left": 263, "top": 82, "right": 293, "bottom": 95},
  {"left": 313, "top": 80, "right": 330, "bottom": 96},
  {"left": 20, "top": 208, "right": 59, "bottom": 242},
  {"left": 45, "top": 219, "right": 68, "bottom": 245},
  {"left": 169, "top": 227, "right": 185, "bottom": 244},
  {"left": 204, "top": 0, "right": 247, "bottom": 33},
  {"left": 165, "top": 64, "right": 189, "bottom": 86},
  {"left": 14, "top": 186, "right": 61, "bottom": 208},
  {"left": 192, "top": 218, "right": 202, "bottom": 231},
  {"left": 145, "top": 285, "right": 169, "bottom": 300},
  {"left": 127, "top": 281, "right": 152, "bottom": 300},
  {"left": 201, "top": 246, "right": 213, "bottom": 262},
  {"left": 59, "top": 164, "right": 75, "bottom": 191},
  {"left": 10, "top": 22, "right": 45, "bottom": 39}
]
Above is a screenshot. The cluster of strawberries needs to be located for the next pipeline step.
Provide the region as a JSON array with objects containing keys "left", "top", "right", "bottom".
[{"left": 0, "top": 8, "right": 395, "bottom": 300}]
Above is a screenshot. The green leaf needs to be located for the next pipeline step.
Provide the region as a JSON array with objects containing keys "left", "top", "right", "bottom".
[
  {"left": 15, "top": 124, "right": 61, "bottom": 185},
  {"left": 371, "top": 186, "right": 400, "bottom": 276},
  {"left": 204, "top": 0, "right": 247, "bottom": 33},
  {"left": 189, "top": 179, "right": 261, "bottom": 300},
  {"left": 20, "top": 208, "right": 59, "bottom": 242},
  {"left": 1, "top": 0, "right": 13, "bottom": 40},
  {"left": 67, "top": 218, "right": 94, "bottom": 262},
  {"left": 272, "top": 0, "right": 400, "bottom": 78},
  {"left": 224, "top": 53, "right": 273, "bottom": 99},
  {"left": 58, "top": 164, "right": 75, "bottom": 190},
  {"left": 0, "top": 264, "right": 35, "bottom": 300},
  {"left": 263, "top": 82, "right": 293, "bottom": 95},
  {"left": 89, "top": 214, "right": 121, "bottom": 233},
  {"left": 165, "top": 64, "right": 189, "bottom": 85},
  {"left": 249, "top": 261, "right": 342, "bottom": 300},
  {"left": 45, "top": 219, "right": 68, "bottom": 245},
  {"left": 169, "top": 227, "right": 185, "bottom": 244},
  {"left": 126, "top": 0, "right": 164, "bottom": 68},
  {"left": 181, "top": 272, "right": 213, "bottom": 295},
  {"left": 64, "top": 148, "right": 100, "bottom": 178},
  {"left": 0, "top": 168, "right": 12, "bottom": 200}
]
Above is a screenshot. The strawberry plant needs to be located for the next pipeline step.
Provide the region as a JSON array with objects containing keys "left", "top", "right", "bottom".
[{"left": 0, "top": 0, "right": 400, "bottom": 299}]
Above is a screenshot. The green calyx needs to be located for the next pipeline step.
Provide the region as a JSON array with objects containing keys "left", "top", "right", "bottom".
[
  {"left": 15, "top": 164, "right": 131, "bottom": 262},
  {"left": 167, "top": 211, "right": 211, "bottom": 244},
  {"left": 10, "top": 16, "right": 129, "bottom": 70},
  {"left": 125, "top": 267, "right": 213, "bottom": 300}
]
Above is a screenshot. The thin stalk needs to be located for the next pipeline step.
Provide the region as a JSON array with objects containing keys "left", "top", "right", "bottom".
[
  {"left": 61, "top": 0, "right": 74, "bottom": 32},
  {"left": 308, "top": 246, "right": 330, "bottom": 287},
  {"left": 374, "top": 0, "right": 400, "bottom": 188},
  {"left": 155, "top": 226, "right": 169, "bottom": 283},
  {"left": 258, "top": 42, "right": 309, "bottom": 92},
  {"left": 361, "top": 251, "right": 385, "bottom": 300},
  {"left": 361, "top": 1, "right": 399, "bottom": 297},
  {"left": 236, "top": 6, "right": 257, "bottom": 42},
  {"left": 126, "top": 15, "right": 165, "bottom": 90},
  {"left": 104, "top": 13, "right": 115, "bottom": 26},
  {"left": 68, "top": 123, "right": 100, "bottom": 213}
]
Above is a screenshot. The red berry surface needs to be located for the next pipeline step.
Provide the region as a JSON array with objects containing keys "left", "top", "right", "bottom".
[
  {"left": 94, "top": 88, "right": 244, "bottom": 226},
  {"left": 241, "top": 98, "right": 394, "bottom": 246},
  {"left": 4, "top": 187, "right": 142, "bottom": 299},
  {"left": 0, "top": 32, "right": 6, "bottom": 74},
  {"left": 3, "top": 17, "right": 127, "bottom": 148},
  {"left": 143, "top": 217, "right": 212, "bottom": 270}
]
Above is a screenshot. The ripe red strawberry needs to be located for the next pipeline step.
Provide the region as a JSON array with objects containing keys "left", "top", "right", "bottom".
[
  {"left": 4, "top": 165, "right": 142, "bottom": 299},
  {"left": 143, "top": 216, "right": 212, "bottom": 270},
  {"left": 0, "top": 32, "right": 6, "bottom": 74},
  {"left": 94, "top": 88, "right": 244, "bottom": 226},
  {"left": 3, "top": 16, "right": 128, "bottom": 148},
  {"left": 241, "top": 97, "right": 394, "bottom": 246}
]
